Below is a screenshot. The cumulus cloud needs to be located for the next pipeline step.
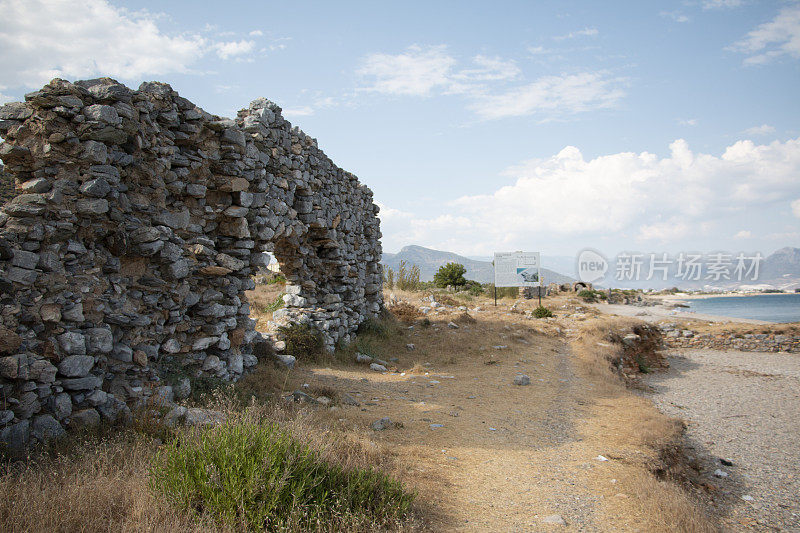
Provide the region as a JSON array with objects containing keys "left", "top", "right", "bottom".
[
  {"left": 358, "top": 45, "right": 623, "bottom": 120},
  {"left": 213, "top": 39, "right": 255, "bottom": 60},
  {"left": 357, "top": 45, "right": 455, "bottom": 97},
  {"left": 282, "top": 106, "right": 315, "bottom": 118},
  {"left": 792, "top": 198, "right": 800, "bottom": 218},
  {"left": 743, "top": 124, "right": 776, "bottom": 136},
  {"left": 730, "top": 4, "right": 800, "bottom": 64},
  {"left": 0, "top": 0, "right": 270, "bottom": 91},
  {"left": 470, "top": 72, "right": 625, "bottom": 120},
  {"left": 735, "top": 230, "right": 753, "bottom": 238},
  {"left": 379, "top": 137, "right": 800, "bottom": 254}
]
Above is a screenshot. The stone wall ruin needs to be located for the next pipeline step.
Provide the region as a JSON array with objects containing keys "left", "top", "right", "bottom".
[{"left": 0, "top": 78, "right": 383, "bottom": 452}]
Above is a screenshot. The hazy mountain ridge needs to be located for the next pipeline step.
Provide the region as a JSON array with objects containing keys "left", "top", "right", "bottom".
[{"left": 381, "top": 245, "right": 576, "bottom": 284}]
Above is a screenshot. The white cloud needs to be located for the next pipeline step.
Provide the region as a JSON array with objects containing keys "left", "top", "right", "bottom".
[
  {"left": 451, "top": 55, "right": 520, "bottom": 84},
  {"left": 527, "top": 46, "right": 550, "bottom": 55},
  {"left": 358, "top": 47, "right": 520, "bottom": 97},
  {"left": 735, "top": 230, "right": 753, "bottom": 238},
  {"left": 469, "top": 72, "right": 626, "bottom": 120},
  {"left": 213, "top": 39, "right": 255, "bottom": 60},
  {"left": 0, "top": 0, "right": 267, "bottom": 90},
  {"left": 743, "top": 124, "right": 775, "bottom": 136},
  {"left": 660, "top": 11, "right": 690, "bottom": 23},
  {"left": 282, "top": 106, "right": 315, "bottom": 118},
  {"left": 379, "top": 137, "right": 800, "bottom": 254},
  {"left": 703, "top": 0, "right": 743, "bottom": 9},
  {"left": 0, "top": 92, "right": 13, "bottom": 104},
  {"left": 357, "top": 45, "right": 455, "bottom": 97},
  {"left": 730, "top": 4, "right": 800, "bottom": 64},
  {"left": 679, "top": 118, "right": 698, "bottom": 126},
  {"left": 554, "top": 27, "right": 599, "bottom": 40},
  {"left": 792, "top": 198, "right": 800, "bottom": 218},
  {"left": 249, "top": 30, "right": 263, "bottom": 37},
  {"left": 358, "top": 45, "right": 624, "bottom": 121}
]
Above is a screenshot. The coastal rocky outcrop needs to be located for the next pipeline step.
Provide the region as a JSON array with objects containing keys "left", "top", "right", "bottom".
[
  {"left": 661, "top": 325, "right": 800, "bottom": 353},
  {"left": 0, "top": 78, "right": 383, "bottom": 452}
]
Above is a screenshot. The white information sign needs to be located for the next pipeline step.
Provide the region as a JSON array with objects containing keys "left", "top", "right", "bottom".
[{"left": 494, "top": 251, "right": 541, "bottom": 287}]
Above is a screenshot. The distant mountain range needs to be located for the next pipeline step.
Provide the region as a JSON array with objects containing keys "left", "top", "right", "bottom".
[
  {"left": 381, "top": 245, "right": 576, "bottom": 285},
  {"left": 381, "top": 245, "right": 800, "bottom": 290},
  {"left": 600, "top": 246, "right": 800, "bottom": 290}
]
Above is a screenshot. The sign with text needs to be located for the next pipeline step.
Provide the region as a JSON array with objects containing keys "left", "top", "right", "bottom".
[{"left": 494, "top": 251, "right": 541, "bottom": 287}]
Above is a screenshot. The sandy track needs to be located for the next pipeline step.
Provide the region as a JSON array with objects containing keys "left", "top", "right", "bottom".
[
  {"left": 309, "top": 335, "right": 602, "bottom": 531},
  {"left": 645, "top": 348, "right": 800, "bottom": 531}
]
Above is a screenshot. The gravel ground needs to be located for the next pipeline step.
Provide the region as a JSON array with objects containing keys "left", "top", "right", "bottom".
[{"left": 645, "top": 348, "right": 800, "bottom": 531}]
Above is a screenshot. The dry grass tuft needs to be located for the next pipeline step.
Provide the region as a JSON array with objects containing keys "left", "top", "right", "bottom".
[
  {"left": 454, "top": 312, "right": 476, "bottom": 324},
  {"left": 387, "top": 302, "right": 422, "bottom": 323}
]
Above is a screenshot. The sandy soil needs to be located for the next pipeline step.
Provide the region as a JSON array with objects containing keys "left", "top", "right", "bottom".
[
  {"left": 645, "top": 348, "right": 800, "bottom": 531},
  {"left": 282, "top": 295, "right": 712, "bottom": 532}
]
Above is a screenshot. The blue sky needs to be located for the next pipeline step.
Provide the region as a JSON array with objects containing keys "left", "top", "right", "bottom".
[{"left": 1, "top": 0, "right": 798, "bottom": 259}]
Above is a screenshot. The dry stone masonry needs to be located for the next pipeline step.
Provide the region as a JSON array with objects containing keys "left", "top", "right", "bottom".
[{"left": 0, "top": 78, "right": 383, "bottom": 452}]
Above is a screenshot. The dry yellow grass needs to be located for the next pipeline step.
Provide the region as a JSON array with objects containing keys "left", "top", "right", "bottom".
[
  {"left": 0, "top": 433, "right": 217, "bottom": 533},
  {"left": 246, "top": 281, "right": 285, "bottom": 331},
  {"left": 570, "top": 314, "right": 717, "bottom": 532}
]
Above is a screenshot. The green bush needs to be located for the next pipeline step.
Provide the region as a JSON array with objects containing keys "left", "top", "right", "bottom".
[
  {"left": 264, "top": 294, "right": 285, "bottom": 312},
  {"left": 533, "top": 306, "right": 554, "bottom": 318},
  {"left": 150, "top": 418, "right": 414, "bottom": 531},
  {"left": 433, "top": 262, "right": 467, "bottom": 288},
  {"left": 396, "top": 261, "right": 421, "bottom": 291},
  {"left": 383, "top": 266, "right": 395, "bottom": 289},
  {"left": 578, "top": 289, "right": 607, "bottom": 303},
  {"left": 266, "top": 273, "right": 286, "bottom": 286},
  {"left": 277, "top": 322, "right": 324, "bottom": 360},
  {"left": 462, "top": 279, "right": 484, "bottom": 296}
]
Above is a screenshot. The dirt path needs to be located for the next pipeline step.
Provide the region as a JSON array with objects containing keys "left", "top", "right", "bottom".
[
  {"left": 308, "top": 331, "right": 604, "bottom": 531},
  {"left": 645, "top": 348, "right": 800, "bottom": 531}
]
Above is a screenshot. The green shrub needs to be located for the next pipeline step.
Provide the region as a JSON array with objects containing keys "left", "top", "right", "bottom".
[
  {"left": 266, "top": 274, "right": 286, "bottom": 286},
  {"left": 150, "top": 418, "right": 414, "bottom": 531},
  {"left": 396, "top": 261, "right": 421, "bottom": 291},
  {"left": 533, "top": 306, "right": 554, "bottom": 318},
  {"left": 433, "top": 262, "right": 467, "bottom": 288},
  {"left": 462, "top": 279, "right": 484, "bottom": 296},
  {"left": 277, "top": 322, "right": 324, "bottom": 360},
  {"left": 383, "top": 266, "right": 395, "bottom": 289},
  {"left": 264, "top": 294, "right": 285, "bottom": 312},
  {"left": 578, "top": 289, "right": 607, "bottom": 303},
  {"left": 357, "top": 314, "right": 399, "bottom": 338}
]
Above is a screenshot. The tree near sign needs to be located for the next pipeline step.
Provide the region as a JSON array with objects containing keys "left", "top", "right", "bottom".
[{"left": 434, "top": 262, "right": 467, "bottom": 288}]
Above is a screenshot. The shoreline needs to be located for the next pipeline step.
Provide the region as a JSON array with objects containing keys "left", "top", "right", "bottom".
[
  {"left": 653, "top": 292, "right": 796, "bottom": 302},
  {"left": 593, "top": 302, "right": 775, "bottom": 325}
]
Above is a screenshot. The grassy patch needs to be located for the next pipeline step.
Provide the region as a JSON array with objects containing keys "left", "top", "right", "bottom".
[
  {"left": 277, "top": 322, "right": 325, "bottom": 361},
  {"left": 150, "top": 417, "right": 414, "bottom": 531},
  {"left": 578, "top": 289, "right": 607, "bottom": 303}
]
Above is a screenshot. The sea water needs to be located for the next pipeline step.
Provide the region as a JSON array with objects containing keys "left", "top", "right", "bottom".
[{"left": 685, "top": 293, "right": 800, "bottom": 323}]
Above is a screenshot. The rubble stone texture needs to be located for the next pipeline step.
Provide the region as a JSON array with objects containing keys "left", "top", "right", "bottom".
[{"left": 0, "top": 78, "right": 383, "bottom": 452}]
